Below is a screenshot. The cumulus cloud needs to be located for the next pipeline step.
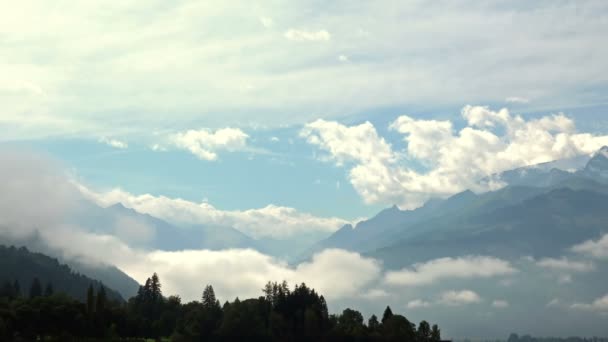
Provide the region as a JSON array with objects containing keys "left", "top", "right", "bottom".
[
  {"left": 572, "top": 234, "right": 608, "bottom": 259},
  {"left": 170, "top": 128, "right": 249, "bottom": 161},
  {"left": 438, "top": 290, "right": 481, "bottom": 306},
  {"left": 302, "top": 107, "right": 608, "bottom": 208},
  {"left": 98, "top": 137, "right": 128, "bottom": 149},
  {"left": 77, "top": 185, "right": 348, "bottom": 240},
  {"left": 384, "top": 256, "right": 517, "bottom": 286},
  {"left": 571, "top": 294, "right": 608, "bottom": 312},
  {"left": 284, "top": 29, "right": 331, "bottom": 41},
  {"left": 535, "top": 257, "right": 595, "bottom": 273}
]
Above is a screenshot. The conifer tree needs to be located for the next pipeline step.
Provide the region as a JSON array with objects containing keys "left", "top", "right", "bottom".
[
  {"left": 29, "top": 277, "right": 42, "bottom": 298},
  {"left": 44, "top": 282, "right": 54, "bottom": 297},
  {"left": 381, "top": 306, "right": 393, "bottom": 324},
  {"left": 87, "top": 284, "right": 95, "bottom": 314}
]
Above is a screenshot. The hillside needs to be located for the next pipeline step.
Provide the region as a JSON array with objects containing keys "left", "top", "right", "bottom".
[{"left": 0, "top": 245, "right": 124, "bottom": 302}]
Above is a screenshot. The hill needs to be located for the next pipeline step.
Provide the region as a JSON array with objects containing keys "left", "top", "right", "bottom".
[{"left": 0, "top": 244, "right": 124, "bottom": 302}]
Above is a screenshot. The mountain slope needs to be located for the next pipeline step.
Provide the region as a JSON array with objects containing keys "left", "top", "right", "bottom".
[
  {"left": 371, "top": 186, "right": 608, "bottom": 268},
  {"left": 0, "top": 244, "right": 124, "bottom": 302}
]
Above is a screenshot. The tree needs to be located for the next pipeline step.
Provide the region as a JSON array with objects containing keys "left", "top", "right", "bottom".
[
  {"left": 29, "top": 277, "right": 42, "bottom": 298},
  {"left": 96, "top": 286, "right": 107, "bottom": 313},
  {"left": 87, "top": 284, "right": 95, "bottom": 314},
  {"left": 202, "top": 285, "right": 218, "bottom": 309},
  {"left": 368, "top": 314, "right": 380, "bottom": 333},
  {"left": 44, "top": 282, "right": 54, "bottom": 297},
  {"left": 383, "top": 314, "right": 416, "bottom": 341},
  {"left": 336, "top": 308, "right": 365, "bottom": 337},
  {"left": 418, "top": 320, "right": 432, "bottom": 342},
  {"left": 150, "top": 273, "right": 162, "bottom": 301},
  {"left": 13, "top": 280, "right": 21, "bottom": 297},
  {"left": 382, "top": 305, "right": 394, "bottom": 324},
  {"left": 431, "top": 324, "right": 441, "bottom": 342}
]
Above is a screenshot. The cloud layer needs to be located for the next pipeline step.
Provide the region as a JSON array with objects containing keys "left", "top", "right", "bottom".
[
  {"left": 384, "top": 256, "right": 516, "bottom": 286},
  {"left": 302, "top": 107, "right": 608, "bottom": 208},
  {"left": 2, "top": 2, "right": 608, "bottom": 139},
  {"left": 78, "top": 186, "right": 348, "bottom": 240}
]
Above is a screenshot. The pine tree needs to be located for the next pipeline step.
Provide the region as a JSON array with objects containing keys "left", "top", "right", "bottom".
[
  {"left": 87, "top": 284, "right": 96, "bottom": 314},
  {"left": 96, "top": 286, "right": 107, "bottom": 314},
  {"left": 29, "top": 277, "right": 42, "bottom": 298},
  {"left": 418, "top": 320, "right": 432, "bottom": 342},
  {"left": 13, "top": 280, "right": 20, "bottom": 297},
  {"left": 202, "top": 285, "right": 218, "bottom": 309},
  {"left": 150, "top": 273, "right": 161, "bottom": 301},
  {"left": 368, "top": 314, "right": 380, "bottom": 332},
  {"left": 431, "top": 324, "right": 441, "bottom": 342},
  {"left": 381, "top": 306, "right": 393, "bottom": 324},
  {"left": 44, "top": 282, "right": 54, "bottom": 297}
]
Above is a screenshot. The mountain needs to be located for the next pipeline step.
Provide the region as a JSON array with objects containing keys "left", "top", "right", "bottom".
[
  {"left": 371, "top": 186, "right": 608, "bottom": 268},
  {"left": 306, "top": 147, "right": 608, "bottom": 268},
  {"left": 72, "top": 201, "right": 264, "bottom": 252},
  {"left": 0, "top": 244, "right": 124, "bottom": 302}
]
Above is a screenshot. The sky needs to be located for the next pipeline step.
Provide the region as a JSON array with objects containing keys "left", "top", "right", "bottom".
[
  {"left": 2, "top": 0, "right": 608, "bottom": 224},
  {"left": 2, "top": 1, "right": 608, "bottom": 337}
]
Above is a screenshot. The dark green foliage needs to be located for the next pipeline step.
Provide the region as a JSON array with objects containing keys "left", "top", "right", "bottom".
[
  {"left": 431, "top": 324, "right": 441, "bottom": 342},
  {"left": 381, "top": 305, "right": 393, "bottom": 324},
  {"left": 44, "top": 282, "right": 54, "bottom": 297},
  {"left": 0, "top": 270, "right": 441, "bottom": 341},
  {"left": 28, "top": 277, "right": 42, "bottom": 298},
  {"left": 0, "top": 245, "right": 123, "bottom": 302}
]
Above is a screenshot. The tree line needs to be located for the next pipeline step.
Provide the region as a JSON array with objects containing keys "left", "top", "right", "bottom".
[{"left": 0, "top": 273, "right": 443, "bottom": 341}]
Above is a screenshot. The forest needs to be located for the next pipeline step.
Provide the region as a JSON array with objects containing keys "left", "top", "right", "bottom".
[{"left": 0, "top": 272, "right": 442, "bottom": 341}]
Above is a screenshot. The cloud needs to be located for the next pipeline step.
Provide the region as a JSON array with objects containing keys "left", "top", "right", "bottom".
[
  {"left": 259, "top": 16, "right": 274, "bottom": 28},
  {"left": 572, "top": 233, "right": 608, "bottom": 259},
  {"left": 302, "top": 107, "right": 608, "bottom": 208},
  {"left": 98, "top": 137, "right": 128, "bottom": 149},
  {"left": 438, "top": 290, "right": 481, "bottom": 306},
  {"left": 170, "top": 127, "right": 249, "bottom": 161},
  {"left": 270, "top": 136, "right": 280, "bottom": 142},
  {"left": 0, "top": 149, "right": 382, "bottom": 302},
  {"left": 384, "top": 256, "right": 517, "bottom": 286},
  {"left": 492, "top": 300, "right": 509, "bottom": 309},
  {"left": 571, "top": 294, "right": 608, "bottom": 312},
  {"left": 338, "top": 55, "right": 349, "bottom": 62},
  {"left": 77, "top": 185, "right": 349, "bottom": 240},
  {"left": 505, "top": 96, "right": 530, "bottom": 104},
  {"left": 2, "top": 2, "right": 608, "bottom": 140},
  {"left": 547, "top": 298, "right": 561, "bottom": 308},
  {"left": 407, "top": 299, "right": 432, "bottom": 309},
  {"left": 284, "top": 29, "right": 331, "bottom": 41},
  {"left": 535, "top": 257, "right": 595, "bottom": 273}
]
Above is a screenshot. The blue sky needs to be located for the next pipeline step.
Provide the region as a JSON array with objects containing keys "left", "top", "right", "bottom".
[{"left": 2, "top": 0, "right": 608, "bottom": 223}]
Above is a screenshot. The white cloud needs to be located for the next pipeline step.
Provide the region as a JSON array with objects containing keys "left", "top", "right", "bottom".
[
  {"left": 505, "top": 96, "right": 530, "bottom": 104},
  {"left": 438, "top": 290, "right": 481, "bottom": 306},
  {"left": 2, "top": 2, "right": 608, "bottom": 140},
  {"left": 572, "top": 234, "right": 608, "bottom": 259},
  {"left": 270, "top": 136, "right": 280, "bottom": 142},
  {"left": 362, "top": 288, "right": 390, "bottom": 300},
  {"left": 492, "top": 300, "right": 509, "bottom": 309},
  {"left": 303, "top": 107, "right": 608, "bottom": 208},
  {"left": 571, "top": 294, "right": 608, "bottom": 312},
  {"left": 547, "top": 298, "right": 562, "bottom": 307},
  {"left": 536, "top": 257, "right": 595, "bottom": 273},
  {"left": 98, "top": 137, "right": 128, "bottom": 149},
  {"left": 284, "top": 29, "right": 331, "bottom": 41},
  {"left": 0, "top": 149, "right": 382, "bottom": 302},
  {"left": 338, "top": 55, "right": 349, "bottom": 62},
  {"left": 259, "top": 16, "right": 274, "bottom": 28},
  {"left": 407, "top": 299, "right": 432, "bottom": 309},
  {"left": 77, "top": 185, "right": 349, "bottom": 240},
  {"left": 170, "top": 127, "right": 249, "bottom": 161},
  {"left": 384, "top": 256, "right": 517, "bottom": 286}
]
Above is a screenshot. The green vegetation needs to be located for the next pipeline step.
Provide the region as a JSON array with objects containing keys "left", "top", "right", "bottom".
[{"left": 0, "top": 273, "right": 442, "bottom": 341}]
